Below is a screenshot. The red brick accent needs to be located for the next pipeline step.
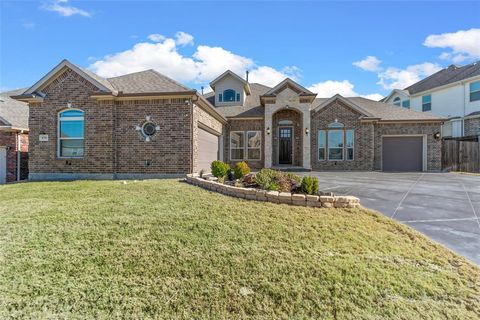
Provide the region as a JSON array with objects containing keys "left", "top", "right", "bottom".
[{"left": 0, "top": 131, "right": 28, "bottom": 182}]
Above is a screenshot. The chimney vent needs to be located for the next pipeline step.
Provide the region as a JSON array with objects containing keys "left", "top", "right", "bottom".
[{"left": 246, "top": 70, "right": 249, "bottom": 82}]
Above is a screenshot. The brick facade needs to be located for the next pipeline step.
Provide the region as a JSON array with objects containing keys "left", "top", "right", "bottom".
[
  {"left": 0, "top": 131, "right": 28, "bottom": 182},
  {"left": 464, "top": 117, "right": 480, "bottom": 136},
  {"left": 224, "top": 119, "right": 264, "bottom": 169},
  {"left": 272, "top": 109, "right": 303, "bottom": 167},
  {"left": 311, "top": 101, "right": 374, "bottom": 170},
  {"left": 28, "top": 67, "right": 223, "bottom": 180}
]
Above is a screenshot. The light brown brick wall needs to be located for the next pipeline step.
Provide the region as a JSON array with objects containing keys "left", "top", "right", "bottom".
[
  {"left": 374, "top": 123, "right": 442, "bottom": 171},
  {"left": 311, "top": 101, "right": 374, "bottom": 170},
  {"left": 224, "top": 119, "right": 264, "bottom": 169}
]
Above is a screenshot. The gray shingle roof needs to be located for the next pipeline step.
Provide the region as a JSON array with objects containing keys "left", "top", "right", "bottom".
[
  {"left": 405, "top": 62, "right": 480, "bottom": 95},
  {"left": 205, "top": 83, "right": 270, "bottom": 118},
  {"left": 107, "top": 69, "right": 192, "bottom": 94},
  {"left": 0, "top": 88, "right": 29, "bottom": 130}
]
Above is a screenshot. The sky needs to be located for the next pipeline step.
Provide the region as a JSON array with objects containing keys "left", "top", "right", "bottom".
[{"left": 1, "top": 1, "right": 479, "bottom": 100}]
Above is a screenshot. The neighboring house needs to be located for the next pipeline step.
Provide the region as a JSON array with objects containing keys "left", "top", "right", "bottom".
[
  {"left": 383, "top": 62, "right": 480, "bottom": 138},
  {"left": 14, "top": 59, "right": 444, "bottom": 181},
  {"left": 0, "top": 89, "right": 29, "bottom": 184}
]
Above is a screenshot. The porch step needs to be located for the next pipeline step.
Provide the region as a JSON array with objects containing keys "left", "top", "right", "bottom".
[{"left": 270, "top": 166, "right": 311, "bottom": 172}]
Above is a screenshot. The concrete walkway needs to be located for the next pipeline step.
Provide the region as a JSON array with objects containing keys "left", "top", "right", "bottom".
[{"left": 302, "top": 172, "right": 480, "bottom": 265}]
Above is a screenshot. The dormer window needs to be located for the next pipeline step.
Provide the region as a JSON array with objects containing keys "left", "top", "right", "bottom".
[
  {"left": 393, "top": 97, "right": 401, "bottom": 107},
  {"left": 221, "top": 89, "right": 241, "bottom": 102}
]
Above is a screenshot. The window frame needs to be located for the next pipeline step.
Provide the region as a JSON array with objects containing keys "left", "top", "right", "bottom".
[
  {"left": 346, "top": 129, "right": 354, "bottom": 161},
  {"left": 223, "top": 89, "right": 236, "bottom": 102},
  {"left": 230, "top": 131, "right": 245, "bottom": 161},
  {"left": 236, "top": 93, "right": 241, "bottom": 102},
  {"left": 318, "top": 130, "right": 326, "bottom": 161},
  {"left": 246, "top": 131, "right": 261, "bottom": 161},
  {"left": 327, "top": 129, "right": 345, "bottom": 161},
  {"left": 470, "top": 81, "right": 480, "bottom": 102},
  {"left": 422, "top": 94, "right": 432, "bottom": 112},
  {"left": 402, "top": 99, "right": 410, "bottom": 108},
  {"left": 218, "top": 93, "right": 223, "bottom": 102},
  {"left": 393, "top": 97, "right": 401, "bottom": 107},
  {"left": 57, "top": 109, "right": 85, "bottom": 159}
]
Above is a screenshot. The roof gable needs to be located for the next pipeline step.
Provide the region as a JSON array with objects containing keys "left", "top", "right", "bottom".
[
  {"left": 312, "top": 94, "right": 375, "bottom": 117},
  {"left": 262, "top": 78, "right": 315, "bottom": 97},
  {"left": 23, "top": 60, "right": 115, "bottom": 95},
  {"left": 209, "top": 70, "right": 251, "bottom": 95}
]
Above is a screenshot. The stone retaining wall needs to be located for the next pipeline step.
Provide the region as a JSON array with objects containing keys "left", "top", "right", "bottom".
[{"left": 185, "top": 175, "right": 360, "bottom": 209}]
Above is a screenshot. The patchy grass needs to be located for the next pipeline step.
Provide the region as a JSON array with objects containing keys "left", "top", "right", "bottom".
[{"left": 0, "top": 179, "right": 479, "bottom": 319}]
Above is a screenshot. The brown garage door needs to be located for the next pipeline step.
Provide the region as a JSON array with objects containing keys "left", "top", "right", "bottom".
[
  {"left": 198, "top": 128, "right": 219, "bottom": 173},
  {"left": 382, "top": 136, "right": 423, "bottom": 172}
]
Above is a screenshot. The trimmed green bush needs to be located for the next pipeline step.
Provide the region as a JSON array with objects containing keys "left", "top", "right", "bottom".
[
  {"left": 301, "top": 176, "right": 319, "bottom": 195},
  {"left": 233, "top": 162, "right": 251, "bottom": 179},
  {"left": 211, "top": 161, "right": 230, "bottom": 181},
  {"left": 256, "top": 169, "right": 301, "bottom": 192}
]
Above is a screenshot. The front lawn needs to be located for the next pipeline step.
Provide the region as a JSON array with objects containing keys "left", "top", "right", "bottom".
[{"left": 0, "top": 180, "right": 479, "bottom": 319}]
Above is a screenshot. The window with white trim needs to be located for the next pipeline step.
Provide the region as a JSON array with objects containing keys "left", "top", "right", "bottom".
[
  {"left": 402, "top": 99, "right": 410, "bottom": 108},
  {"left": 422, "top": 94, "right": 431, "bottom": 112},
  {"left": 247, "top": 131, "right": 261, "bottom": 160},
  {"left": 346, "top": 130, "right": 354, "bottom": 160},
  {"left": 393, "top": 97, "right": 401, "bottom": 106},
  {"left": 58, "top": 109, "right": 84, "bottom": 157},
  {"left": 230, "top": 131, "right": 244, "bottom": 160},
  {"left": 328, "top": 130, "right": 344, "bottom": 160},
  {"left": 470, "top": 81, "right": 480, "bottom": 102}
]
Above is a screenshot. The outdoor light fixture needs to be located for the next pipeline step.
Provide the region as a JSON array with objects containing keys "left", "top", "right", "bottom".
[
  {"left": 266, "top": 127, "right": 271, "bottom": 135},
  {"left": 67, "top": 102, "right": 72, "bottom": 108},
  {"left": 433, "top": 132, "right": 441, "bottom": 140},
  {"left": 305, "top": 127, "right": 309, "bottom": 135}
]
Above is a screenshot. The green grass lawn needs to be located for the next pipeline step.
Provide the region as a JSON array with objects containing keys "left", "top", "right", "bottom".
[{"left": 0, "top": 180, "right": 479, "bottom": 319}]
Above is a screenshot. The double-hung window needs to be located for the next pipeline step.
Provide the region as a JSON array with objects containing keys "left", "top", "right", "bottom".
[
  {"left": 58, "top": 109, "right": 84, "bottom": 157},
  {"left": 247, "top": 131, "right": 261, "bottom": 160},
  {"left": 318, "top": 130, "right": 326, "bottom": 160},
  {"left": 422, "top": 95, "right": 432, "bottom": 112},
  {"left": 346, "top": 130, "right": 354, "bottom": 160},
  {"left": 470, "top": 81, "right": 480, "bottom": 102},
  {"left": 230, "top": 131, "right": 244, "bottom": 160}
]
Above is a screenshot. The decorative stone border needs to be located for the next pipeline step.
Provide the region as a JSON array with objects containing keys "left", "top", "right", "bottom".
[{"left": 185, "top": 175, "right": 360, "bottom": 209}]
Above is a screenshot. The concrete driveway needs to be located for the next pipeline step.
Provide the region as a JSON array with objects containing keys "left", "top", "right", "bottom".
[{"left": 304, "top": 172, "right": 480, "bottom": 265}]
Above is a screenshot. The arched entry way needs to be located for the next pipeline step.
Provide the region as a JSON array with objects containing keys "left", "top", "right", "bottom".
[{"left": 272, "top": 108, "right": 303, "bottom": 166}]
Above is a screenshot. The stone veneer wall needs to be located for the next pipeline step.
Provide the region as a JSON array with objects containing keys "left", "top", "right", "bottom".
[
  {"left": 311, "top": 101, "right": 375, "bottom": 170},
  {"left": 464, "top": 117, "right": 480, "bottom": 136},
  {"left": 272, "top": 109, "right": 303, "bottom": 167},
  {"left": 374, "top": 123, "right": 442, "bottom": 171},
  {"left": 224, "top": 119, "right": 264, "bottom": 169}
]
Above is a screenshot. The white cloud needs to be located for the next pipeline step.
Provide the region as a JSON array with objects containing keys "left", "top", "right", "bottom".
[
  {"left": 307, "top": 80, "right": 382, "bottom": 100},
  {"left": 424, "top": 28, "right": 480, "bottom": 62},
  {"left": 175, "top": 31, "right": 194, "bottom": 46},
  {"left": 377, "top": 62, "right": 441, "bottom": 90},
  {"left": 41, "top": 0, "right": 91, "bottom": 17},
  {"left": 147, "top": 34, "right": 165, "bottom": 42},
  {"left": 90, "top": 32, "right": 299, "bottom": 87},
  {"left": 353, "top": 56, "right": 382, "bottom": 72}
]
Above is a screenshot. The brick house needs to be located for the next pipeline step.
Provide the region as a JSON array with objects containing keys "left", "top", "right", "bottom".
[
  {"left": 0, "top": 89, "right": 29, "bottom": 183},
  {"left": 14, "top": 60, "right": 444, "bottom": 181}
]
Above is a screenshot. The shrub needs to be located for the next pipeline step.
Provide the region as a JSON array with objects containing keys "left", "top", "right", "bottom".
[
  {"left": 233, "top": 161, "right": 250, "bottom": 179},
  {"left": 211, "top": 161, "right": 230, "bottom": 180},
  {"left": 242, "top": 173, "right": 256, "bottom": 186},
  {"left": 301, "top": 176, "right": 319, "bottom": 195},
  {"left": 256, "top": 169, "right": 301, "bottom": 192}
]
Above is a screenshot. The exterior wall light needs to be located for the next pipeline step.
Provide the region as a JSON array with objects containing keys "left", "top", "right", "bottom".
[
  {"left": 266, "top": 127, "right": 271, "bottom": 135},
  {"left": 433, "top": 132, "right": 441, "bottom": 140},
  {"left": 305, "top": 127, "right": 309, "bottom": 135}
]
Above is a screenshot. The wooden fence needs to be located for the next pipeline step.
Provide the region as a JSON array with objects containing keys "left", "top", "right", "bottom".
[{"left": 442, "top": 137, "right": 480, "bottom": 173}]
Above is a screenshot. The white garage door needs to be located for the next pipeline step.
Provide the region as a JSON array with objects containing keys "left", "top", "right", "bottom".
[
  {"left": 0, "top": 147, "right": 6, "bottom": 184},
  {"left": 198, "top": 128, "right": 219, "bottom": 173}
]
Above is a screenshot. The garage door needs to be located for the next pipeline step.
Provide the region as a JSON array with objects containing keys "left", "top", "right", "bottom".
[
  {"left": 198, "top": 128, "right": 219, "bottom": 173},
  {"left": 382, "top": 136, "right": 423, "bottom": 172},
  {"left": 0, "top": 147, "right": 6, "bottom": 184}
]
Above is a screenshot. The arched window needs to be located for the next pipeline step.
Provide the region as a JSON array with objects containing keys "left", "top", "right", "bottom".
[
  {"left": 393, "top": 97, "right": 401, "bottom": 106},
  {"left": 278, "top": 119, "right": 293, "bottom": 125},
  {"left": 328, "top": 122, "right": 344, "bottom": 128},
  {"left": 223, "top": 89, "right": 240, "bottom": 102},
  {"left": 58, "top": 109, "right": 84, "bottom": 157}
]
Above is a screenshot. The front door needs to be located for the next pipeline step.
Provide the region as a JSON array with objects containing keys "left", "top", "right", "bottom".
[{"left": 279, "top": 127, "right": 293, "bottom": 164}]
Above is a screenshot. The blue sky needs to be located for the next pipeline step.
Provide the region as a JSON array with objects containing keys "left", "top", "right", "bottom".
[{"left": 1, "top": 1, "right": 479, "bottom": 99}]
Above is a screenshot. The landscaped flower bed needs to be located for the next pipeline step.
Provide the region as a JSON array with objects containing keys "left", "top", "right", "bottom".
[{"left": 187, "top": 161, "right": 360, "bottom": 208}]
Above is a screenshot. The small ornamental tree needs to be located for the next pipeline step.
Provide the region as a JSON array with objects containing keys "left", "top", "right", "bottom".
[
  {"left": 233, "top": 162, "right": 251, "bottom": 179},
  {"left": 210, "top": 161, "right": 230, "bottom": 183},
  {"left": 301, "top": 176, "right": 319, "bottom": 195}
]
